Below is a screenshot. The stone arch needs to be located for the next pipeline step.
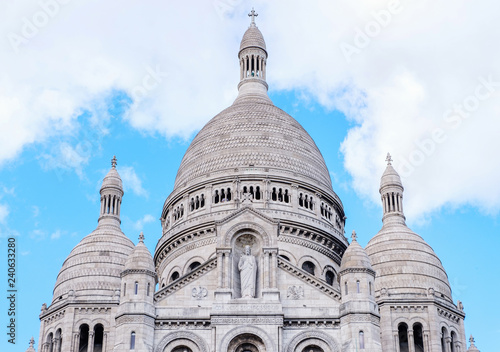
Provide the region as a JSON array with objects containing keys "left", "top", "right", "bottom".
[
  {"left": 278, "top": 249, "right": 297, "bottom": 265},
  {"left": 286, "top": 331, "right": 339, "bottom": 352},
  {"left": 182, "top": 256, "right": 205, "bottom": 275},
  {"left": 166, "top": 265, "right": 182, "bottom": 284},
  {"left": 155, "top": 331, "right": 209, "bottom": 352},
  {"left": 409, "top": 317, "right": 430, "bottom": 331},
  {"left": 223, "top": 222, "right": 270, "bottom": 247},
  {"left": 298, "top": 255, "right": 322, "bottom": 277},
  {"left": 220, "top": 326, "right": 275, "bottom": 352}
]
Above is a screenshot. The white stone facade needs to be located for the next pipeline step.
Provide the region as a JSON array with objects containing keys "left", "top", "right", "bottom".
[{"left": 33, "top": 11, "right": 478, "bottom": 352}]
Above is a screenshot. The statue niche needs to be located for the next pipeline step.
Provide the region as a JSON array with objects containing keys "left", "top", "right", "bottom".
[{"left": 232, "top": 233, "right": 261, "bottom": 298}]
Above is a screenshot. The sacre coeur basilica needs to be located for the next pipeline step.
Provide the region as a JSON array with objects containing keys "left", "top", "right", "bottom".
[{"left": 29, "top": 10, "right": 482, "bottom": 352}]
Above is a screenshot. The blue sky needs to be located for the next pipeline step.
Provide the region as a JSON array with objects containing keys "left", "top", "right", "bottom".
[{"left": 1, "top": 1, "right": 499, "bottom": 351}]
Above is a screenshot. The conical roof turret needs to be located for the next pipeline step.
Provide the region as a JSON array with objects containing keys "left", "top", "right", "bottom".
[
  {"left": 124, "top": 232, "right": 156, "bottom": 275},
  {"left": 340, "top": 231, "right": 374, "bottom": 273}
]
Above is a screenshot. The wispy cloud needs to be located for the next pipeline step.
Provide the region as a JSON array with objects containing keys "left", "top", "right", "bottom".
[
  {"left": 50, "top": 229, "right": 62, "bottom": 240},
  {"left": 0, "top": 204, "right": 9, "bottom": 224},
  {"left": 133, "top": 214, "right": 155, "bottom": 231},
  {"left": 120, "top": 166, "right": 148, "bottom": 197}
]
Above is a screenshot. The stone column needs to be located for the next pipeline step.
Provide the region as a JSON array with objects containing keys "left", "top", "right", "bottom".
[
  {"left": 217, "top": 251, "right": 223, "bottom": 288},
  {"left": 271, "top": 250, "right": 277, "bottom": 288},
  {"left": 102, "top": 332, "right": 108, "bottom": 352},
  {"left": 291, "top": 184, "right": 298, "bottom": 210},
  {"left": 423, "top": 332, "right": 430, "bottom": 352},
  {"left": 445, "top": 337, "right": 452, "bottom": 352},
  {"left": 88, "top": 331, "right": 95, "bottom": 352},
  {"left": 408, "top": 329, "right": 415, "bottom": 352},
  {"left": 72, "top": 333, "right": 79, "bottom": 352},
  {"left": 263, "top": 249, "right": 270, "bottom": 289},
  {"left": 223, "top": 250, "right": 231, "bottom": 289},
  {"left": 394, "top": 332, "right": 400, "bottom": 352}
]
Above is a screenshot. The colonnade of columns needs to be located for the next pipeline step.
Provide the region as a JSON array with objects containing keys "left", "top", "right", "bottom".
[
  {"left": 100, "top": 194, "right": 121, "bottom": 216},
  {"left": 240, "top": 55, "right": 266, "bottom": 80},
  {"left": 382, "top": 192, "right": 403, "bottom": 214}
]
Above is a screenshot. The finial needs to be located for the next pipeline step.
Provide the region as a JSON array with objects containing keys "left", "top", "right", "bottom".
[
  {"left": 469, "top": 335, "right": 475, "bottom": 346},
  {"left": 386, "top": 153, "right": 393, "bottom": 166},
  {"left": 248, "top": 8, "right": 258, "bottom": 25},
  {"left": 111, "top": 155, "right": 117, "bottom": 168},
  {"left": 29, "top": 337, "right": 35, "bottom": 348},
  {"left": 351, "top": 230, "right": 357, "bottom": 241},
  {"left": 139, "top": 232, "right": 144, "bottom": 243}
]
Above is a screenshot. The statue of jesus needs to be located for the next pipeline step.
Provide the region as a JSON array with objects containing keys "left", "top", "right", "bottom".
[{"left": 238, "top": 245, "right": 257, "bottom": 298}]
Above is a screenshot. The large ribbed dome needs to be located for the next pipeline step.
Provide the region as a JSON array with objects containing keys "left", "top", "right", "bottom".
[
  {"left": 52, "top": 227, "right": 134, "bottom": 302},
  {"left": 365, "top": 223, "right": 452, "bottom": 301},
  {"left": 173, "top": 99, "right": 333, "bottom": 191}
]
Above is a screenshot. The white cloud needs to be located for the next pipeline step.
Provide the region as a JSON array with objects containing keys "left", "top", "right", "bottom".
[
  {"left": 1, "top": 0, "right": 499, "bottom": 220},
  {"left": 50, "top": 229, "right": 62, "bottom": 240},
  {"left": 0, "top": 204, "right": 9, "bottom": 224},
  {"left": 133, "top": 214, "right": 156, "bottom": 231},
  {"left": 120, "top": 166, "right": 148, "bottom": 197}
]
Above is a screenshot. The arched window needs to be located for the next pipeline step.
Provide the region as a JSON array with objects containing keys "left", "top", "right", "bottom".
[
  {"left": 279, "top": 254, "right": 290, "bottom": 261},
  {"left": 301, "top": 261, "right": 315, "bottom": 275},
  {"left": 345, "top": 281, "right": 348, "bottom": 295},
  {"left": 172, "top": 347, "right": 193, "bottom": 352},
  {"left": 272, "top": 188, "right": 277, "bottom": 201},
  {"left": 301, "top": 345, "right": 324, "bottom": 352},
  {"left": 359, "top": 331, "right": 365, "bottom": 349},
  {"left": 441, "top": 327, "right": 448, "bottom": 352},
  {"left": 170, "top": 271, "right": 180, "bottom": 283},
  {"left": 369, "top": 282, "right": 373, "bottom": 296},
  {"left": 326, "top": 271, "right": 335, "bottom": 286},
  {"left": 226, "top": 188, "right": 232, "bottom": 201},
  {"left": 94, "top": 324, "right": 104, "bottom": 351},
  {"left": 189, "top": 261, "right": 201, "bottom": 272},
  {"left": 130, "top": 332, "right": 136, "bottom": 350},
  {"left": 55, "top": 329, "right": 62, "bottom": 352},
  {"left": 201, "top": 194, "right": 205, "bottom": 207},
  {"left": 123, "top": 283, "right": 126, "bottom": 296},
  {"left": 147, "top": 283, "right": 150, "bottom": 296},
  {"left": 47, "top": 332, "right": 54, "bottom": 352},
  {"left": 134, "top": 281, "right": 138, "bottom": 295},
  {"left": 450, "top": 331, "right": 457, "bottom": 352},
  {"left": 78, "top": 324, "right": 89, "bottom": 352},
  {"left": 398, "top": 323, "right": 409, "bottom": 352},
  {"left": 413, "top": 323, "right": 424, "bottom": 352},
  {"left": 356, "top": 280, "right": 361, "bottom": 293},
  {"left": 214, "top": 190, "right": 220, "bottom": 204},
  {"left": 255, "top": 186, "right": 261, "bottom": 200}
]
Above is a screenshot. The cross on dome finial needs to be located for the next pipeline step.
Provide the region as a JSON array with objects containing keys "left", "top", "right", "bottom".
[
  {"left": 139, "top": 232, "right": 144, "bottom": 243},
  {"left": 351, "top": 230, "right": 357, "bottom": 241},
  {"left": 386, "top": 152, "right": 393, "bottom": 166},
  {"left": 111, "top": 155, "right": 117, "bottom": 168},
  {"left": 29, "top": 337, "right": 35, "bottom": 348},
  {"left": 469, "top": 335, "right": 475, "bottom": 346},
  {"left": 249, "top": 8, "right": 258, "bottom": 25}
]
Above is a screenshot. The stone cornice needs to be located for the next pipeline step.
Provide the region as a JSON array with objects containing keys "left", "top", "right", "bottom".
[
  {"left": 339, "top": 267, "right": 376, "bottom": 277},
  {"left": 120, "top": 268, "right": 157, "bottom": 279}
]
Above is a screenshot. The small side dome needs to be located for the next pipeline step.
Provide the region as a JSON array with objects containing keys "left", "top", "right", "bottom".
[
  {"left": 340, "top": 231, "right": 373, "bottom": 273},
  {"left": 124, "top": 233, "right": 155, "bottom": 273},
  {"left": 239, "top": 9, "right": 266, "bottom": 53}
]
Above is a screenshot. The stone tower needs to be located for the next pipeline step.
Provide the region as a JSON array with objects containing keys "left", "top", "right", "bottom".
[{"left": 366, "top": 154, "right": 467, "bottom": 352}]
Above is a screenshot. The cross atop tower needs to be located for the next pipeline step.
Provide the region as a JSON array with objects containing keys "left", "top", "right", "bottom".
[
  {"left": 386, "top": 152, "right": 393, "bottom": 166},
  {"left": 111, "top": 155, "right": 117, "bottom": 168},
  {"left": 248, "top": 8, "right": 258, "bottom": 25},
  {"left": 139, "top": 232, "right": 145, "bottom": 243},
  {"left": 351, "top": 230, "right": 357, "bottom": 241}
]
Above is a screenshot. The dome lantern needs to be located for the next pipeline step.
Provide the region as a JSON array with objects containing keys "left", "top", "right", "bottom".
[
  {"left": 235, "top": 8, "right": 271, "bottom": 104},
  {"left": 380, "top": 153, "right": 405, "bottom": 226},
  {"left": 98, "top": 155, "right": 124, "bottom": 228}
]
